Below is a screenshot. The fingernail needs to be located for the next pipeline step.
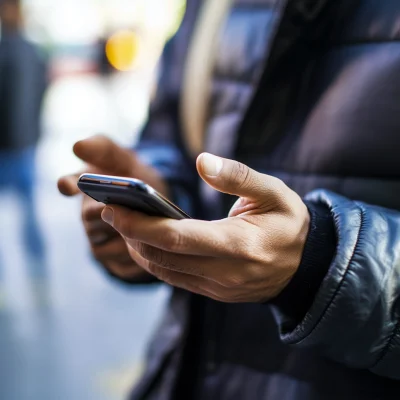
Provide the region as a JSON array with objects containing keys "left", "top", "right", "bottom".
[
  {"left": 201, "top": 153, "right": 223, "bottom": 177},
  {"left": 102, "top": 207, "right": 114, "bottom": 225}
]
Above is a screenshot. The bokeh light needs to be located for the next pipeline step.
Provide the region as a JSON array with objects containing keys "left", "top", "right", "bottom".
[{"left": 105, "top": 30, "right": 140, "bottom": 71}]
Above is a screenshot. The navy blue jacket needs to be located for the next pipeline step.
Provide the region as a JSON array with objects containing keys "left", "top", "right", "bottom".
[{"left": 125, "top": 0, "right": 400, "bottom": 398}]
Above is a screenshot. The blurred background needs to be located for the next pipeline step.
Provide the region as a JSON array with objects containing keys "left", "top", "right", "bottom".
[{"left": 0, "top": 0, "right": 185, "bottom": 399}]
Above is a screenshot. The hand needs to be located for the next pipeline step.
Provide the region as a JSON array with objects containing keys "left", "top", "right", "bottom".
[
  {"left": 101, "top": 153, "right": 310, "bottom": 303},
  {"left": 58, "top": 135, "right": 168, "bottom": 282},
  {"left": 58, "top": 135, "right": 168, "bottom": 197}
]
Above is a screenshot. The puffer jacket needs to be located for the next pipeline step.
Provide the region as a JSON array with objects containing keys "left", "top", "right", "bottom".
[{"left": 129, "top": 0, "right": 400, "bottom": 399}]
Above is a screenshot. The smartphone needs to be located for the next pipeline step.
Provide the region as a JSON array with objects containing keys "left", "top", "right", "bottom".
[{"left": 77, "top": 173, "right": 191, "bottom": 220}]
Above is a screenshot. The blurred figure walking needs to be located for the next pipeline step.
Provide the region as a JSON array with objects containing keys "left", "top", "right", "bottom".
[{"left": 0, "top": 0, "right": 48, "bottom": 284}]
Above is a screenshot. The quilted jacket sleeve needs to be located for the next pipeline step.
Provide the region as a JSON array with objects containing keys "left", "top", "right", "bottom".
[{"left": 273, "top": 190, "right": 400, "bottom": 380}]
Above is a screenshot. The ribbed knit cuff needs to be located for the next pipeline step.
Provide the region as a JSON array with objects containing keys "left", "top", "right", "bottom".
[{"left": 270, "top": 201, "right": 336, "bottom": 324}]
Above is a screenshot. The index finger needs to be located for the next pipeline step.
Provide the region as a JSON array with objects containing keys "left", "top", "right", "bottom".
[
  {"left": 73, "top": 135, "right": 136, "bottom": 176},
  {"left": 102, "top": 205, "right": 240, "bottom": 257}
]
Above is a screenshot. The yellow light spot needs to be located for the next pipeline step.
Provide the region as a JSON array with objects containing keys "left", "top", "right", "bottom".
[{"left": 106, "top": 30, "right": 140, "bottom": 72}]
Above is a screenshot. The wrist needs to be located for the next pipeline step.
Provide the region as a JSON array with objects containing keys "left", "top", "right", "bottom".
[{"left": 270, "top": 201, "right": 336, "bottom": 325}]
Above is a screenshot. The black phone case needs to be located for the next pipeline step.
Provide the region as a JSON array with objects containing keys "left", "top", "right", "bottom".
[{"left": 78, "top": 181, "right": 189, "bottom": 220}]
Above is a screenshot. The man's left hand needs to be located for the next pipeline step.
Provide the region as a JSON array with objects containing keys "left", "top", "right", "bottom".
[{"left": 101, "top": 154, "right": 311, "bottom": 303}]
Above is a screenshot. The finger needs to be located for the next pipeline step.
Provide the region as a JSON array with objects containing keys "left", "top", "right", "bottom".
[
  {"left": 91, "top": 236, "right": 132, "bottom": 263},
  {"left": 83, "top": 199, "right": 118, "bottom": 245},
  {"left": 132, "top": 254, "right": 233, "bottom": 302},
  {"left": 58, "top": 164, "right": 102, "bottom": 197},
  {"left": 129, "top": 241, "right": 213, "bottom": 279},
  {"left": 127, "top": 246, "right": 209, "bottom": 293},
  {"left": 84, "top": 218, "right": 113, "bottom": 233},
  {"left": 196, "top": 153, "right": 286, "bottom": 201},
  {"left": 148, "top": 267, "right": 221, "bottom": 299},
  {"left": 102, "top": 206, "right": 243, "bottom": 257},
  {"left": 58, "top": 171, "right": 83, "bottom": 197},
  {"left": 82, "top": 197, "right": 106, "bottom": 222},
  {"left": 151, "top": 267, "right": 264, "bottom": 303},
  {"left": 129, "top": 241, "right": 258, "bottom": 290},
  {"left": 86, "top": 226, "right": 120, "bottom": 246},
  {"left": 73, "top": 135, "right": 136, "bottom": 176},
  {"left": 143, "top": 261, "right": 262, "bottom": 303},
  {"left": 107, "top": 259, "right": 147, "bottom": 281},
  {"left": 131, "top": 241, "right": 259, "bottom": 289},
  {"left": 127, "top": 243, "right": 239, "bottom": 301}
]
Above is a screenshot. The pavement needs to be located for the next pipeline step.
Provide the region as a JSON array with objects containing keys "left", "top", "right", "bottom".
[{"left": 0, "top": 72, "right": 169, "bottom": 400}]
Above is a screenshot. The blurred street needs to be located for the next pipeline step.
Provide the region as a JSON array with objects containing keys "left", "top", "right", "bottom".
[{"left": 0, "top": 73, "right": 170, "bottom": 400}]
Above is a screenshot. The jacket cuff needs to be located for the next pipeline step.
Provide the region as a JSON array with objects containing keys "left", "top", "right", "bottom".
[{"left": 271, "top": 201, "right": 336, "bottom": 325}]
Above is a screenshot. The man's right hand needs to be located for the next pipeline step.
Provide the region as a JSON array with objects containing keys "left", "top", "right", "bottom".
[{"left": 58, "top": 135, "right": 168, "bottom": 283}]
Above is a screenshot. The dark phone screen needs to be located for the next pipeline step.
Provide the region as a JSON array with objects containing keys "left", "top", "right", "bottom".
[{"left": 78, "top": 175, "right": 190, "bottom": 220}]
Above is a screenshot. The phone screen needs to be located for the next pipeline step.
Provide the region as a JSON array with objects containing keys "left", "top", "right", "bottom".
[{"left": 78, "top": 174, "right": 190, "bottom": 220}]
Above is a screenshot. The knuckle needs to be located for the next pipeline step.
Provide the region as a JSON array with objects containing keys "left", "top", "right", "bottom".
[
  {"left": 274, "top": 179, "right": 288, "bottom": 197},
  {"left": 175, "top": 263, "right": 201, "bottom": 276},
  {"left": 234, "top": 236, "right": 259, "bottom": 260},
  {"left": 138, "top": 243, "right": 165, "bottom": 266},
  {"left": 269, "top": 177, "right": 291, "bottom": 205},
  {"left": 252, "top": 252, "right": 273, "bottom": 267},
  {"left": 147, "top": 262, "right": 159, "bottom": 275},
  {"left": 269, "top": 175, "right": 285, "bottom": 189},
  {"left": 137, "top": 243, "right": 182, "bottom": 272},
  {"left": 230, "top": 162, "right": 251, "bottom": 190},
  {"left": 222, "top": 274, "right": 245, "bottom": 289},
  {"left": 148, "top": 263, "right": 171, "bottom": 283},
  {"left": 161, "top": 230, "right": 185, "bottom": 253},
  {"left": 264, "top": 250, "right": 278, "bottom": 266},
  {"left": 136, "top": 242, "right": 153, "bottom": 260}
]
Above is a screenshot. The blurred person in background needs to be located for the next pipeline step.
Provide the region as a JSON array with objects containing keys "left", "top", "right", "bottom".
[
  {"left": 60, "top": 1, "right": 400, "bottom": 399},
  {"left": 96, "top": 36, "right": 113, "bottom": 77},
  {"left": 0, "top": 0, "right": 48, "bottom": 288}
]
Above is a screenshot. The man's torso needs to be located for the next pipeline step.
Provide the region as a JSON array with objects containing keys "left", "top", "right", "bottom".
[{"left": 133, "top": 1, "right": 400, "bottom": 399}]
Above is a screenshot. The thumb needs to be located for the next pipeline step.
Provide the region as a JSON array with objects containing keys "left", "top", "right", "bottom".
[
  {"left": 57, "top": 171, "right": 83, "bottom": 197},
  {"left": 73, "top": 135, "right": 137, "bottom": 176},
  {"left": 197, "top": 153, "right": 284, "bottom": 200}
]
